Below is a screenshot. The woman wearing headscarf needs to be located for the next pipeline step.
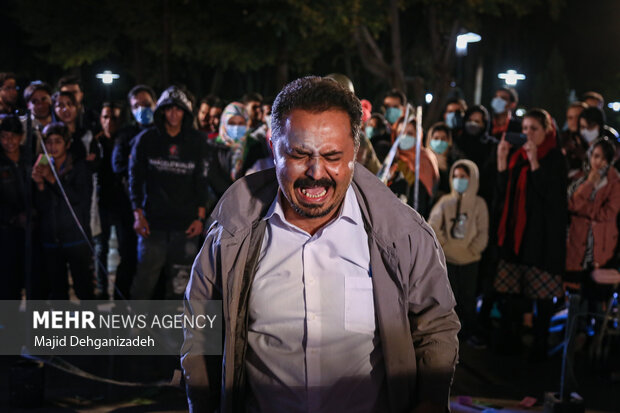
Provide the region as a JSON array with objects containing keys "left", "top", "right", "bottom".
[
  {"left": 566, "top": 138, "right": 620, "bottom": 280},
  {"left": 216, "top": 102, "right": 248, "bottom": 180},
  {"left": 493, "top": 108, "right": 567, "bottom": 360},
  {"left": 387, "top": 117, "right": 439, "bottom": 218}
]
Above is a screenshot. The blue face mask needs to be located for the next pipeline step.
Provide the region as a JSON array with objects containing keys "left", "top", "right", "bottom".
[
  {"left": 365, "top": 126, "right": 375, "bottom": 139},
  {"left": 491, "top": 97, "right": 507, "bottom": 114},
  {"left": 225, "top": 124, "right": 247, "bottom": 141},
  {"left": 132, "top": 106, "right": 154, "bottom": 125},
  {"left": 430, "top": 139, "right": 449, "bottom": 155},
  {"left": 385, "top": 107, "right": 402, "bottom": 124},
  {"left": 399, "top": 134, "right": 416, "bottom": 150},
  {"left": 445, "top": 111, "right": 462, "bottom": 129},
  {"left": 452, "top": 177, "right": 469, "bottom": 193}
]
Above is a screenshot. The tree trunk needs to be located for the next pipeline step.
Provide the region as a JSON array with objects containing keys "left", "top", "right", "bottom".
[
  {"left": 275, "top": 47, "right": 289, "bottom": 90},
  {"left": 162, "top": 0, "right": 171, "bottom": 87},
  {"left": 388, "top": 0, "right": 406, "bottom": 92}
]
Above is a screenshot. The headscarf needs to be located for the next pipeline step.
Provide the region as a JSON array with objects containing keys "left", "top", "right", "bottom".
[
  {"left": 389, "top": 119, "right": 439, "bottom": 196},
  {"left": 497, "top": 114, "right": 557, "bottom": 255},
  {"left": 217, "top": 102, "right": 248, "bottom": 145}
]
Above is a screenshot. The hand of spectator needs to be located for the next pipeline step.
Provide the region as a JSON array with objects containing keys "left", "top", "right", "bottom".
[
  {"left": 39, "top": 164, "right": 55, "bottom": 184},
  {"left": 587, "top": 167, "right": 602, "bottom": 185},
  {"left": 497, "top": 135, "right": 511, "bottom": 171},
  {"left": 133, "top": 215, "right": 150, "bottom": 238},
  {"left": 523, "top": 140, "right": 539, "bottom": 170},
  {"left": 185, "top": 220, "right": 204, "bottom": 239}
]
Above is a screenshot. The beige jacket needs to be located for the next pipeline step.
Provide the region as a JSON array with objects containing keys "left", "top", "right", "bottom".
[
  {"left": 428, "top": 159, "right": 489, "bottom": 265},
  {"left": 182, "top": 165, "right": 460, "bottom": 413}
]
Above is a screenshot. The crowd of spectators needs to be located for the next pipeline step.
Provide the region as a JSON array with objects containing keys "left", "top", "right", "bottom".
[{"left": 1, "top": 70, "right": 619, "bottom": 362}]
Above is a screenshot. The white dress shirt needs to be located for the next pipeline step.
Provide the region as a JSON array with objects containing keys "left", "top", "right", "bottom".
[{"left": 245, "top": 185, "right": 386, "bottom": 412}]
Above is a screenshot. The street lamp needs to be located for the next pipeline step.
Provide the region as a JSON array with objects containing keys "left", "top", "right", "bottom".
[
  {"left": 425, "top": 93, "right": 433, "bottom": 104},
  {"left": 456, "top": 32, "right": 481, "bottom": 56},
  {"left": 608, "top": 102, "right": 620, "bottom": 112},
  {"left": 498, "top": 69, "right": 526, "bottom": 86},
  {"left": 96, "top": 70, "right": 119, "bottom": 85}
]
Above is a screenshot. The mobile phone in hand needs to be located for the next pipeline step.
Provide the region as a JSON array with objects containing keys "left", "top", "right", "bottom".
[
  {"left": 35, "top": 154, "right": 49, "bottom": 166},
  {"left": 505, "top": 132, "right": 527, "bottom": 147}
]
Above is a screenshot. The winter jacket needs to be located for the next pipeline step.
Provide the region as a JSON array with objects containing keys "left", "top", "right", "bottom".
[
  {"left": 495, "top": 147, "right": 567, "bottom": 274},
  {"left": 429, "top": 159, "right": 489, "bottom": 265},
  {"left": 0, "top": 151, "right": 27, "bottom": 227},
  {"left": 566, "top": 167, "right": 620, "bottom": 270},
  {"left": 35, "top": 156, "right": 92, "bottom": 245},
  {"left": 129, "top": 86, "right": 207, "bottom": 230},
  {"left": 181, "top": 165, "right": 460, "bottom": 413}
]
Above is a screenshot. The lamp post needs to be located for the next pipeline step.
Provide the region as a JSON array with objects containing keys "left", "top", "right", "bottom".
[
  {"left": 456, "top": 32, "right": 481, "bottom": 56},
  {"left": 96, "top": 70, "right": 119, "bottom": 100},
  {"left": 498, "top": 69, "right": 526, "bottom": 86}
]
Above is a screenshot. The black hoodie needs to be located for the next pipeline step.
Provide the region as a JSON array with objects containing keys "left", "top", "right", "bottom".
[{"left": 129, "top": 86, "right": 207, "bottom": 230}]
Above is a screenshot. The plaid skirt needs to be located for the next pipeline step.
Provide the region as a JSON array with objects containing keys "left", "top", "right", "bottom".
[{"left": 493, "top": 259, "right": 563, "bottom": 299}]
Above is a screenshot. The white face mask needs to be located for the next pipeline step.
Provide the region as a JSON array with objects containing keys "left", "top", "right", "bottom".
[{"left": 580, "top": 127, "right": 600, "bottom": 143}]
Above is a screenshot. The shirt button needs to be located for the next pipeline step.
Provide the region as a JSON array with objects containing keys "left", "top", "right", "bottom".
[{"left": 309, "top": 313, "right": 316, "bottom": 321}]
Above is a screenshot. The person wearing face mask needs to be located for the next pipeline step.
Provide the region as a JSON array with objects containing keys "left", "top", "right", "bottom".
[
  {"left": 129, "top": 86, "right": 208, "bottom": 300},
  {"left": 387, "top": 117, "right": 439, "bottom": 218},
  {"left": 442, "top": 98, "right": 467, "bottom": 137},
  {"left": 566, "top": 138, "right": 620, "bottom": 291},
  {"left": 429, "top": 160, "right": 488, "bottom": 344},
  {"left": 425, "top": 122, "right": 464, "bottom": 204},
  {"left": 494, "top": 108, "right": 567, "bottom": 361},
  {"left": 112, "top": 85, "right": 157, "bottom": 180},
  {"left": 560, "top": 101, "right": 589, "bottom": 181},
  {"left": 365, "top": 113, "right": 392, "bottom": 162},
  {"left": 490, "top": 87, "right": 522, "bottom": 141},
  {"left": 216, "top": 101, "right": 249, "bottom": 181},
  {"left": 383, "top": 89, "right": 407, "bottom": 127}
]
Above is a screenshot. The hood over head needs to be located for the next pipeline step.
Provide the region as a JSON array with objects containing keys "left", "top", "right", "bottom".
[
  {"left": 449, "top": 158, "right": 479, "bottom": 197},
  {"left": 154, "top": 86, "right": 194, "bottom": 132}
]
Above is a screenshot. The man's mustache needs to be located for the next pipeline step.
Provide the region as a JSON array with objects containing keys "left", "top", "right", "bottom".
[{"left": 294, "top": 178, "right": 335, "bottom": 189}]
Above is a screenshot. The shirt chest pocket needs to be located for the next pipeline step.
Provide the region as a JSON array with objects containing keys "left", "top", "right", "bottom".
[{"left": 344, "top": 276, "right": 376, "bottom": 335}]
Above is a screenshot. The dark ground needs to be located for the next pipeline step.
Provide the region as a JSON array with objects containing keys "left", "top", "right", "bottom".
[{"left": 0, "top": 328, "right": 618, "bottom": 412}]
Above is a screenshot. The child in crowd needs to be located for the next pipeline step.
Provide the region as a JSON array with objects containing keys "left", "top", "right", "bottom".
[
  {"left": 31, "top": 122, "right": 94, "bottom": 299},
  {"left": 429, "top": 159, "right": 489, "bottom": 342}
]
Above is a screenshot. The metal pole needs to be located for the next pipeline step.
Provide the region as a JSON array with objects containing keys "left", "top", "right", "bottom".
[{"left": 413, "top": 106, "right": 422, "bottom": 211}]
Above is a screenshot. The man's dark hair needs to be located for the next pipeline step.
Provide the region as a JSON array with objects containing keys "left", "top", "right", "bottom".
[
  {"left": 579, "top": 106, "right": 605, "bottom": 131},
  {"left": 42, "top": 122, "right": 70, "bottom": 143},
  {"left": 52, "top": 91, "right": 77, "bottom": 107},
  {"left": 498, "top": 87, "right": 518, "bottom": 104},
  {"left": 271, "top": 76, "right": 362, "bottom": 149},
  {"left": 385, "top": 88, "right": 406, "bottom": 106},
  {"left": 0, "top": 72, "right": 17, "bottom": 88},
  {"left": 24, "top": 80, "right": 52, "bottom": 102},
  {"left": 57, "top": 75, "right": 82, "bottom": 91},
  {"left": 242, "top": 92, "right": 263, "bottom": 104},
  {"left": 581, "top": 91, "right": 604, "bottom": 106},
  {"left": 429, "top": 122, "right": 452, "bottom": 138},
  {"left": 127, "top": 84, "right": 156, "bottom": 102},
  {"left": 444, "top": 98, "right": 467, "bottom": 112},
  {"left": 0, "top": 114, "right": 23, "bottom": 135},
  {"left": 200, "top": 94, "right": 223, "bottom": 108}
]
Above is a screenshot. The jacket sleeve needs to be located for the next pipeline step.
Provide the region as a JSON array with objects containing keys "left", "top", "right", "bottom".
[
  {"left": 112, "top": 132, "right": 130, "bottom": 175},
  {"left": 427, "top": 199, "right": 448, "bottom": 246},
  {"left": 128, "top": 133, "right": 147, "bottom": 211},
  {"left": 569, "top": 179, "right": 620, "bottom": 222},
  {"left": 193, "top": 139, "right": 208, "bottom": 207},
  {"left": 408, "top": 225, "right": 460, "bottom": 410},
  {"left": 468, "top": 197, "right": 489, "bottom": 255},
  {"left": 528, "top": 150, "right": 567, "bottom": 203},
  {"left": 182, "top": 223, "right": 224, "bottom": 413}
]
